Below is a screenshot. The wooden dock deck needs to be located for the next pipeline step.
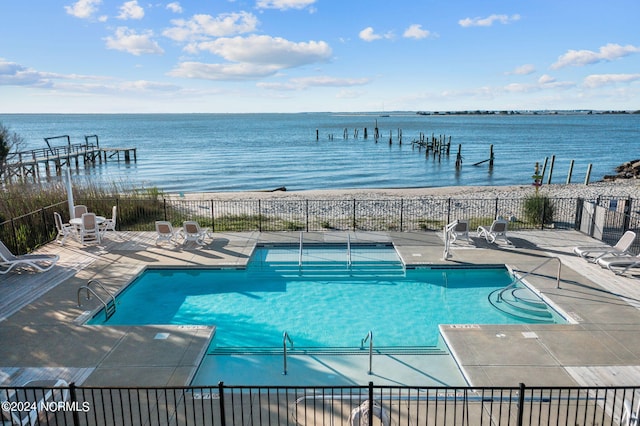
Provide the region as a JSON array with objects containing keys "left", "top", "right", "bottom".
[{"left": 5, "top": 136, "right": 137, "bottom": 181}]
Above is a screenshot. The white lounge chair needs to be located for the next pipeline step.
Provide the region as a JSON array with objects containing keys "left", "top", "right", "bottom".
[
  {"left": 449, "top": 220, "right": 470, "bottom": 243},
  {"left": 54, "top": 212, "right": 76, "bottom": 246},
  {"left": 79, "top": 212, "right": 100, "bottom": 245},
  {"left": 477, "top": 219, "right": 510, "bottom": 244},
  {"left": 180, "top": 221, "right": 211, "bottom": 245},
  {"left": 0, "top": 240, "right": 59, "bottom": 275},
  {"left": 155, "top": 221, "right": 179, "bottom": 246},
  {"left": 622, "top": 397, "right": 639, "bottom": 426},
  {"left": 573, "top": 230, "right": 636, "bottom": 263},
  {"left": 99, "top": 205, "right": 117, "bottom": 237},
  {"left": 1, "top": 379, "right": 69, "bottom": 426},
  {"left": 596, "top": 254, "right": 640, "bottom": 275}
]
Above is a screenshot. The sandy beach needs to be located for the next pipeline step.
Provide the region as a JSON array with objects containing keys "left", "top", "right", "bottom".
[{"left": 167, "top": 180, "right": 640, "bottom": 201}]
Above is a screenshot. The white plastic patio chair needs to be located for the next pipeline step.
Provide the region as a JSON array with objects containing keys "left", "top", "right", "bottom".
[
  {"left": 155, "top": 221, "right": 179, "bottom": 246},
  {"left": 54, "top": 211, "right": 76, "bottom": 246},
  {"left": 79, "top": 212, "right": 100, "bottom": 245},
  {"left": 180, "top": 221, "right": 211, "bottom": 245},
  {"left": 622, "top": 397, "right": 639, "bottom": 426},
  {"left": 477, "top": 219, "right": 510, "bottom": 244},
  {"left": 99, "top": 205, "right": 117, "bottom": 237},
  {"left": 73, "top": 204, "right": 88, "bottom": 219},
  {"left": 573, "top": 230, "right": 636, "bottom": 263},
  {"left": 0, "top": 240, "right": 59, "bottom": 275}
]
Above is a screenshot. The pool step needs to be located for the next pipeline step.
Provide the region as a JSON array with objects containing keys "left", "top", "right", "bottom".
[
  {"left": 488, "top": 286, "right": 556, "bottom": 323},
  {"left": 209, "top": 346, "right": 448, "bottom": 356},
  {"left": 252, "top": 261, "right": 406, "bottom": 278}
]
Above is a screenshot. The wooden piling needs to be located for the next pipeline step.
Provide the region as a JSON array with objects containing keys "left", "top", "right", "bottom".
[
  {"left": 489, "top": 144, "right": 494, "bottom": 168},
  {"left": 455, "top": 144, "right": 462, "bottom": 168},
  {"left": 584, "top": 163, "right": 592, "bottom": 185},
  {"left": 541, "top": 157, "right": 549, "bottom": 182},
  {"left": 566, "top": 159, "right": 574, "bottom": 184},
  {"left": 547, "top": 155, "right": 555, "bottom": 184}
]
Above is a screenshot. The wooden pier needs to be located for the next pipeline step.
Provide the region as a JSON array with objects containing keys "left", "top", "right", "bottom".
[{"left": 4, "top": 135, "right": 137, "bottom": 182}]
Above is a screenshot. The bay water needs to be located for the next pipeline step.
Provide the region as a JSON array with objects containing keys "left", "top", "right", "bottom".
[{"left": 1, "top": 112, "right": 637, "bottom": 193}]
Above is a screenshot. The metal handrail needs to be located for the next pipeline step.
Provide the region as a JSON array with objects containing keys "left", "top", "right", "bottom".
[
  {"left": 77, "top": 279, "right": 117, "bottom": 321},
  {"left": 298, "top": 232, "right": 303, "bottom": 268},
  {"left": 360, "top": 330, "right": 373, "bottom": 375},
  {"left": 499, "top": 257, "right": 563, "bottom": 302},
  {"left": 442, "top": 220, "right": 459, "bottom": 260},
  {"left": 282, "top": 331, "right": 293, "bottom": 375}
]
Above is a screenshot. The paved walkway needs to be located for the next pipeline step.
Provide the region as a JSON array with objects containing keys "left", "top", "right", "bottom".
[{"left": 1, "top": 229, "right": 640, "bottom": 388}]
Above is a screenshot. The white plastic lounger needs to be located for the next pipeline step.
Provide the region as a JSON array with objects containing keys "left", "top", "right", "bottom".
[
  {"left": 597, "top": 254, "right": 640, "bottom": 275},
  {"left": 155, "top": 221, "right": 179, "bottom": 246},
  {"left": 477, "top": 219, "right": 510, "bottom": 244},
  {"left": 180, "top": 221, "right": 211, "bottom": 245},
  {"left": 0, "top": 240, "right": 59, "bottom": 275},
  {"left": 573, "top": 230, "right": 636, "bottom": 263}
]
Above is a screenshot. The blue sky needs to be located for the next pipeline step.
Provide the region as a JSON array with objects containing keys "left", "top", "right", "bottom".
[{"left": 1, "top": 0, "right": 639, "bottom": 113}]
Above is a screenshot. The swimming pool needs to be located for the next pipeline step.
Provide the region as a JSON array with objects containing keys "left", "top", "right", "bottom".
[{"left": 87, "top": 245, "right": 566, "bottom": 348}]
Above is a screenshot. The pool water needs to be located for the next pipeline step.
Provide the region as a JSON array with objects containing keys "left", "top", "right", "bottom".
[{"left": 88, "top": 246, "right": 565, "bottom": 348}]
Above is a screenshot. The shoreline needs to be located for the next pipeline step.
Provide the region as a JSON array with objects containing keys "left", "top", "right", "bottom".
[{"left": 166, "top": 180, "right": 640, "bottom": 201}]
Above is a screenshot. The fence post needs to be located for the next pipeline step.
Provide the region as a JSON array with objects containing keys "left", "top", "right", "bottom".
[
  {"left": 541, "top": 198, "right": 546, "bottom": 230},
  {"left": 258, "top": 200, "right": 262, "bottom": 232},
  {"left": 163, "top": 198, "right": 167, "bottom": 221},
  {"left": 69, "top": 382, "right": 80, "bottom": 426},
  {"left": 352, "top": 199, "right": 356, "bottom": 231},
  {"left": 368, "top": 381, "right": 374, "bottom": 426},
  {"left": 517, "top": 383, "right": 526, "bottom": 426},
  {"left": 447, "top": 198, "right": 451, "bottom": 224},
  {"left": 211, "top": 200, "right": 215, "bottom": 233},
  {"left": 575, "top": 198, "right": 584, "bottom": 231},
  {"left": 218, "top": 381, "right": 226, "bottom": 426},
  {"left": 305, "top": 200, "right": 309, "bottom": 232},
  {"left": 399, "top": 199, "right": 404, "bottom": 231},
  {"left": 623, "top": 196, "right": 632, "bottom": 232},
  {"left": 494, "top": 198, "right": 499, "bottom": 220}
]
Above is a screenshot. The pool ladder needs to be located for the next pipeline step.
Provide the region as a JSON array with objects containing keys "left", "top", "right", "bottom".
[
  {"left": 282, "top": 331, "right": 294, "bottom": 375},
  {"left": 360, "top": 330, "right": 373, "bottom": 375},
  {"left": 77, "top": 279, "right": 117, "bottom": 321}
]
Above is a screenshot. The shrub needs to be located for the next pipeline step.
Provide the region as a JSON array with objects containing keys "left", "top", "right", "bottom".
[{"left": 523, "top": 194, "right": 555, "bottom": 225}]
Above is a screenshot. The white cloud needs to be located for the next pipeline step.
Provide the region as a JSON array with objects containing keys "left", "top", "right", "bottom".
[
  {"left": 359, "top": 27, "right": 380, "bottom": 42},
  {"left": 163, "top": 12, "right": 258, "bottom": 42},
  {"left": 105, "top": 27, "right": 164, "bottom": 56},
  {"left": 257, "top": 76, "right": 369, "bottom": 91},
  {"left": 506, "top": 64, "right": 536, "bottom": 75},
  {"left": 551, "top": 43, "right": 640, "bottom": 69},
  {"left": 64, "top": 0, "right": 102, "bottom": 19},
  {"left": 256, "top": 0, "right": 316, "bottom": 10},
  {"left": 117, "top": 0, "right": 144, "bottom": 20},
  {"left": 166, "top": 2, "right": 183, "bottom": 14},
  {"left": 583, "top": 73, "right": 640, "bottom": 88},
  {"left": 192, "top": 35, "right": 331, "bottom": 67},
  {"left": 538, "top": 74, "right": 556, "bottom": 85},
  {"left": 358, "top": 27, "right": 393, "bottom": 42},
  {"left": 403, "top": 24, "right": 431, "bottom": 40},
  {"left": 169, "top": 35, "right": 332, "bottom": 81},
  {"left": 168, "top": 61, "right": 281, "bottom": 80},
  {"left": 0, "top": 59, "right": 53, "bottom": 87},
  {"left": 458, "top": 14, "right": 521, "bottom": 28}
]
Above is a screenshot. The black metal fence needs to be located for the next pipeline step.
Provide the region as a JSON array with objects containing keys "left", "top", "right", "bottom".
[
  {"left": 2, "top": 382, "right": 639, "bottom": 425},
  {"left": 2, "top": 195, "right": 639, "bottom": 256}
]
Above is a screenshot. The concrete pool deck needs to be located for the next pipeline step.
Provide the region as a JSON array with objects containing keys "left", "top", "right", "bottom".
[{"left": 1, "top": 230, "right": 640, "bottom": 388}]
